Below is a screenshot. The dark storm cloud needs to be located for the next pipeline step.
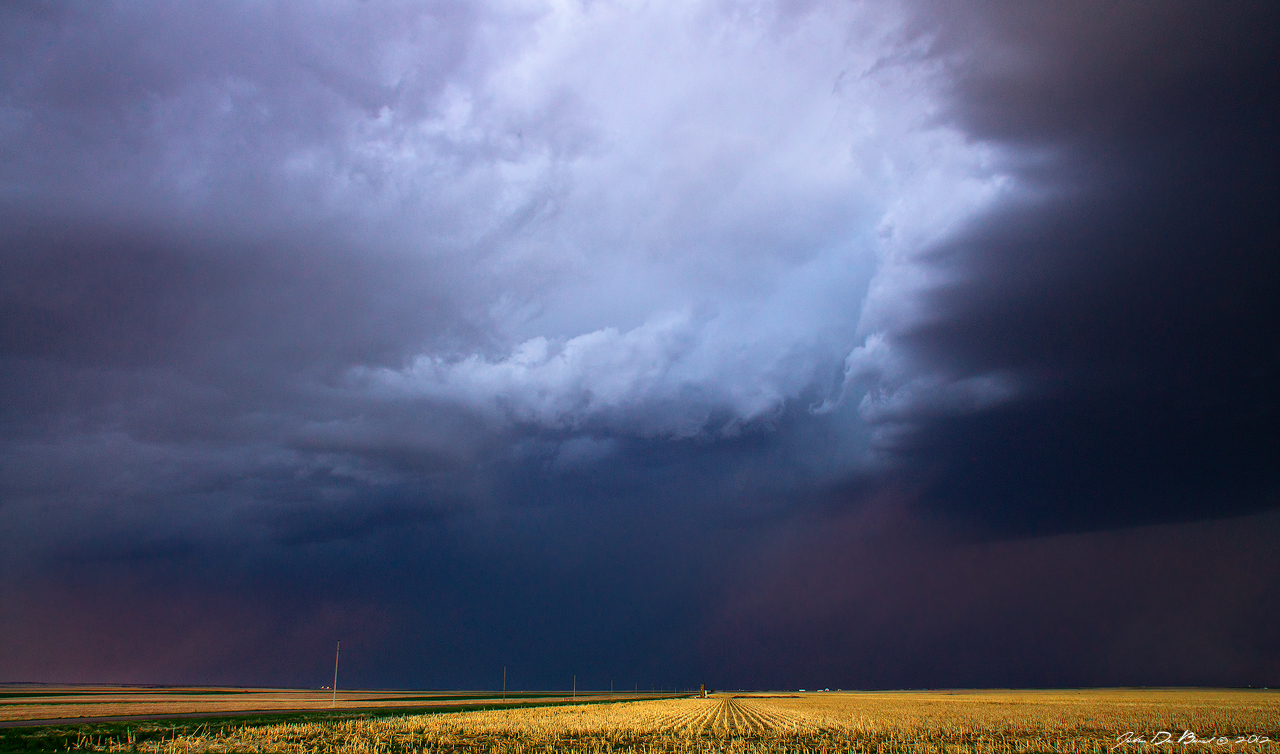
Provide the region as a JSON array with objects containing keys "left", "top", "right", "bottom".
[
  {"left": 841, "top": 0, "right": 1280, "bottom": 533},
  {"left": 2, "top": 0, "right": 1278, "bottom": 690}
]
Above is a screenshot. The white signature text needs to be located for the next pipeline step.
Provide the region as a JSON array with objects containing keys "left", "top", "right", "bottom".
[{"left": 1114, "top": 731, "right": 1272, "bottom": 749}]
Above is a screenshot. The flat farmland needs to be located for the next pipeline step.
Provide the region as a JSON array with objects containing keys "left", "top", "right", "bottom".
[
  {"left": 0, "top": 686, "right": 663, "bottom": 725},
  {"left": 3, "top": 688, "right": 1278, "bottom": 753}
]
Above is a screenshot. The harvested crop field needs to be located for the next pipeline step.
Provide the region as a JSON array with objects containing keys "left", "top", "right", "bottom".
[{"left": 3, "top": 689, "right": 1277, "bottom": 754}]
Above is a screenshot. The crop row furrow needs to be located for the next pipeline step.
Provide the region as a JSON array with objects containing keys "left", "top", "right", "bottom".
[
  {"left": 701, "top": 701, "right": 723, "bottom": 730},
  {"left": 687, "top": 701, "right": 716, "bottom": 726},
  {"left": 733, "top": 699, "right": 753, "bottom": 733},
  {"left": 734, "top": 700, "right": 765, "bottom": 733},
  {"left": 735, "top": 700, "right": 769, "bottom": 733},
  {"left": 704, "top": 703, "right": 724, "bottom": 732},
  {"left": 723, "top": 700, "right": 739, "bottom": 732},
  {"left": 670, "top": 701, "right": 716, "bottom": 733},
  {"left": 738, "top": 699, "right": 798, "bottom": 731},
  {"left": 690, "top": 704, "right": 706, "bottom": 733}
]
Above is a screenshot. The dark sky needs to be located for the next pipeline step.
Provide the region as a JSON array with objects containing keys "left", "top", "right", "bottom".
[{"left": 2, "top": 0, "right": 1278, "bottom": 690}]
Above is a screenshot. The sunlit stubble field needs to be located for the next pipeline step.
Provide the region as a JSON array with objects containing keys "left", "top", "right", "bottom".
[{"left": 31, "top": 689, "right": 1280, "bottom": 754}]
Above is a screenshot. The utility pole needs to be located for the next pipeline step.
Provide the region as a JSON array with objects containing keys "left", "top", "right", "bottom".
[
  {"left": 331, "top": 641, "right": 340, "bottom": 707},
  {"left": 572, "top": 675, "right": 575, "bottom": 699},
  {"left": 503, "top": 666, "right": 506, "bottom": 701}
]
